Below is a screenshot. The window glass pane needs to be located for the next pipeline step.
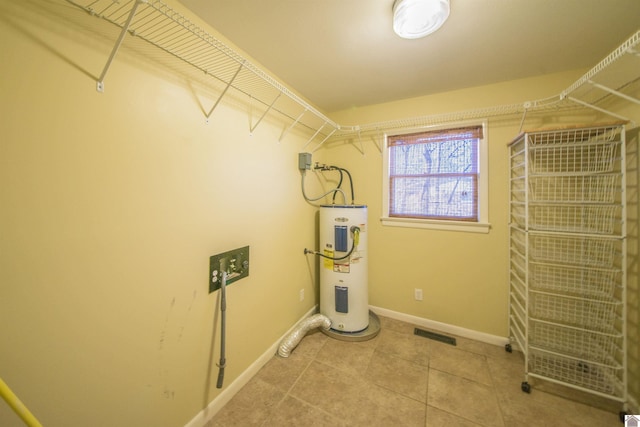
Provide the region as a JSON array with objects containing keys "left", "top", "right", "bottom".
[
  {"left": 387, "top": 126, "right": 481, "bottom": 222},
  {"left": 390, "top": 176, "right": 477, "bottom": 219},
  {"left": 389, "top": 138, "right": 477, "bottom": 176}
]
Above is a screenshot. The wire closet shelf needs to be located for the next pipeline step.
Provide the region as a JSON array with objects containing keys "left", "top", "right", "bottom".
[
  {"left": 66, "top": 0, "right": 340, "bottom": 147},
  {"left": 66, "top": 0, "right": 640, "bottom": 151}
]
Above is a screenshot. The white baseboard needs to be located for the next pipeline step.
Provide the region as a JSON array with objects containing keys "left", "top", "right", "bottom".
[
  {"left": 184, "top": 305, "right": 318, "bottom": 427},
  {"left": 369, "top": 305, "right": 509, "bottom": 347}
]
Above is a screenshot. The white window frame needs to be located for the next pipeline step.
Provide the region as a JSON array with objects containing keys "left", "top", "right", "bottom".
[{"left": 381, "top": 120, "right": 490, "bottom": 233}]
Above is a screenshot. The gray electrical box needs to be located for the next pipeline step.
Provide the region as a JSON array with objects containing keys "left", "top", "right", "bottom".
[{"left": 298, "top": 152, "right": 312, "bottom": 170}]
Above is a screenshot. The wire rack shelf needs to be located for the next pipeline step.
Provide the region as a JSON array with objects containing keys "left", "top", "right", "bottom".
[
  {"left": 529, "top": 263, "right": 620, "bottom": 300},
  {"left": 528, "top": 349, "right": 624, "bottom": 397},
  {"left": 528, "top": 141, "right": 620, "bottom": 175},
  {"left": 511, "top": 204, "right": 621, "bottom": 235},
  {"left": 331, "top": 30, "right": 639, "bottom": 149},
  {"left": 66, "top": 0, "right": 338, "bottom": 145},
  {"left": 523, "top": 204, "right": 620, "bottom": 235},
  {"left": 62, "top": 0, "right": 640, "bottom": 149},
  {"left": 529, "top": 320, "right": 623, "bottom": 367},
  {"left": 528, "top": 233, "right": 619, "bottom": 267},
  {"left": 529, "top": 291, "right": 621, "bottom": 333},
  {"left": 528, "top": 174, "right": 619, "bottom": 204}
]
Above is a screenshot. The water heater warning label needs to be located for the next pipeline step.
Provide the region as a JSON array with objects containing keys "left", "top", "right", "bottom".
[
  {"left": 323, "top": 249, "right": 334, "bottom": 269},
  {"left": 334, "top": 262, "right": 350, "bottom": 273}
]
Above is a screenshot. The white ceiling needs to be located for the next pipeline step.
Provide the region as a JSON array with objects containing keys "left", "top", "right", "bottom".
[{"left": 179, "top": 0, "right": 640, "bottom": 113}]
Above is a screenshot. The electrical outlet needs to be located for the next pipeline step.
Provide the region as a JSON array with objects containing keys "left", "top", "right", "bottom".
[
  {"left": 299, "top": 289, "right": 305, "bottom": 302},
  {"left": 209, "top": 246, "right": 250, "bottom": 293},
  {"left": 414, "top": 288, "right": 423, "bottom": 301}
]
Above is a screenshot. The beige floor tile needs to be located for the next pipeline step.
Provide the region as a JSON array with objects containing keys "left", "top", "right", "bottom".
[
  {"left": 427, "top": 369, "right": 504, "bottom": 427},
  {"left": 477, "top": 341, "right": 513, "bottom": 359},
  {"left": 262, "top": 395, "right": 346, "bottom": 427},
  {"left": 206, "top": 377, "right": 285, "bottom": 427},
  {"left": 365, "top": 349, "right": 429, "bottom": 402},
  {"left": 376, "top": 328, "right": 430, "bottom": 367},
  {"left": 497, "top": 388, "right": 619, "bottom": 427},
  {"left": 485, "top": 349, "right": 526, "bottom": 392},
  {"left": 377, "top": 315, "right": 416, "bottom": 335},
  {"left": 255, "top": 351, "right": 312, "bottom": 393},
  {"left": 290, "top": 329, "right": 329, "bottom": 358},
  {"left": 291, "top": 360, "right": 426, "bottom": 426},
  {"left": 289, "top": 359, "right": 367, "bottom": 415},
  {"left": 426, "top": 405, "right": 482, "bottom": 427},
  {"left": 365, "top": 381, "right": 427, "bottom": 427},
  {"left": 429, "top": 344, "right": 493, "bottom": 386},
  {"left": 315, "top": 334, "right": 378, "bottom": 377}
]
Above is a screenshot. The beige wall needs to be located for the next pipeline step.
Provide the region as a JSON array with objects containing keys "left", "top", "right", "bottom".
[{"left": 0, "top": 1, "right": 318, "bottom": 426}]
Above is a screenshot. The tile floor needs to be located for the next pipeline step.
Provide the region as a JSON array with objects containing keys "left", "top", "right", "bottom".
[{"left": 206, "top": 316, "right": 623, "bottom": 426}]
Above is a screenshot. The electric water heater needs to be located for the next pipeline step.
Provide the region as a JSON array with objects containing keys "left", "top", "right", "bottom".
[{"left": 319, "top": 205, "right": 368, "bottom": 333}]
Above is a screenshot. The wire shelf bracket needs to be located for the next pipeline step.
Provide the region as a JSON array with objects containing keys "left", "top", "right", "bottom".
[
  {"left": 311, "top": 127, "right": 338, "bottom": 153},
  {"left": 301, "top": 122, "right": 327, "bottom": 151},
  {"left": 279, "top": 108, "right": 307, "bottom": 142},
  {"left": 250, "top": 92, "right": 282, "bottom": 134},
  {"left": 95, "top": 0, "right": 143, "bottom": 93},
  {"left": 205, "top": 61, "right": 245, "bottom": 120},
  {"left": 588, "top": 81, "right": 640, "bottom": 106},
  {"left": 566, "top": 96, "right": 631, "bottom": 123}
]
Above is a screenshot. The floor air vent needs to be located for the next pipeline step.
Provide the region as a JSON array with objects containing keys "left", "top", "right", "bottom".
[{"left": 414, "top": 328, "right": 457, "bottom": 346}]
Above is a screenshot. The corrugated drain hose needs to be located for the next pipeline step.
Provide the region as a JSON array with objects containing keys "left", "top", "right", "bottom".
[{"left": 278, "top": 314, "right": 331, "bottom": 357}]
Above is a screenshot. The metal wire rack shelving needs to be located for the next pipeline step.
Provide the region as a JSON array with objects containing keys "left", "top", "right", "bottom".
[
  {"left": 507, "top": 123, "right": 628, "bottom": 414},
  {"left": 64, "top": 0, "right": 639, "bottom": 152},
  {"left": 330, "top": 30, "right": 640, "bottom": 152},
  {"left": 65, "top": 0, "right": 340, "bottom": 148}
]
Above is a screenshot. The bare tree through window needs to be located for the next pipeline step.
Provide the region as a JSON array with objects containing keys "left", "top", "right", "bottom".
[{"left": 388, "top": 126, "right": 482, "bottom": 221}]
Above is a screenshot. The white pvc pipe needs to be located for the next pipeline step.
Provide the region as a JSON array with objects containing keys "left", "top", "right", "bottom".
[{"left": 277, "top": 314, "right": 331, "bottom": 358}]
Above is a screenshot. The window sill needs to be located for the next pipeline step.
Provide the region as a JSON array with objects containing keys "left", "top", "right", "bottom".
[{"left": 381, "top": 217, "right": 491, "bottom": 233}]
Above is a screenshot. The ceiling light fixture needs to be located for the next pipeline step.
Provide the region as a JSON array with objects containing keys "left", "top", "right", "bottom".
[{"left": 393, "top": 0, "right": 450, "bottom": 39}]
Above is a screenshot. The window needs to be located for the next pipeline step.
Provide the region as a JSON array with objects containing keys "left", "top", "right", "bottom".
[{"left": 382, "top": 122, "right": 490, "bottom": 233}]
